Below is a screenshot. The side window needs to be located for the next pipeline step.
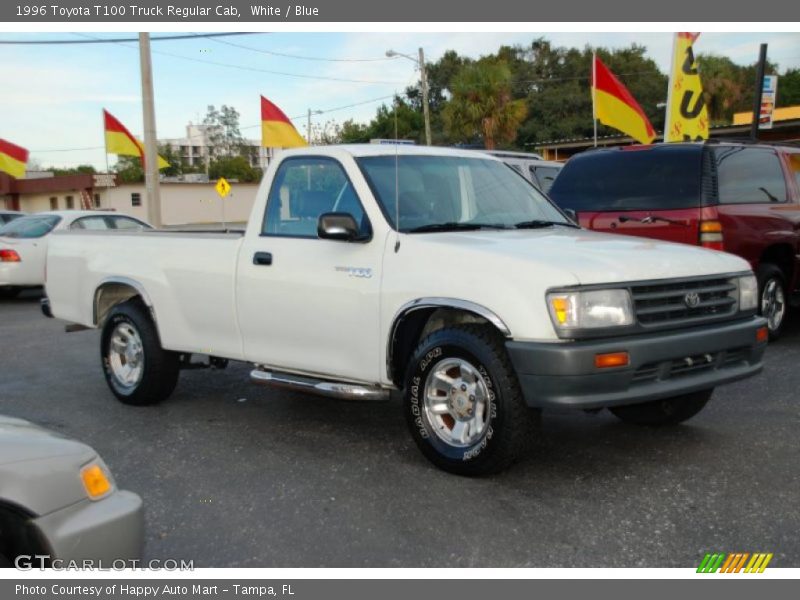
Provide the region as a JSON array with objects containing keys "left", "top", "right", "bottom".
[
  {"left": 789, "top": 154, "right": 800, "bottom": 195},
  {"left": 715, "top": 147, "right": 788, "bottom": 204},
  {"left": 262, "top": 157, "right": 368, "bottom": 238},
  {"left": 531, "top": 166, "right": 561, "bottom": 193},
  {"left": 110, "top": 217, "right": 149, "bottom": 230},
  {"left": 70, "top": 217, "right": 109, "bottom": 230}
]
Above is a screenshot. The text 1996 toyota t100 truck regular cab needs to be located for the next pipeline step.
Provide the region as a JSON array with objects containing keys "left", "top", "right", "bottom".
[{"left": 44, "top": 145, "right": 768, "bottom": 475}]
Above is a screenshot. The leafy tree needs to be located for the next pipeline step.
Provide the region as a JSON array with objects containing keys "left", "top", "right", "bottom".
[
  {"left": 113, "top": 155, "right": 144, "bottom": 183},
  {"left": 208, "top": 155, "right": 260, "bottom": 183},
  {"left": 202, "top": 104, "right": 247, "bottom": 159},
  {"left": 696, "top": 53, "right": 779, "bottom": 124},
  {"left": 157, "top": 144, "right": 183, "bottom": 177},
  {"left": 442, "top": 60, "right": 528, "bottom": 149},
  {"left": 778, "top": 68, "right": 800, "bottom": 107},
  {"left": 338, "top": 119, "right": 371, "bottom": 143},
  {"left": 45, "top": 165, "right": 97, "bottom": 177}
]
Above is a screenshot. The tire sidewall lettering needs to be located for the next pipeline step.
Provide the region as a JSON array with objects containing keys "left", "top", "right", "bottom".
[{"left": 409, "top": 343, "right": 499, "bottom": 463}]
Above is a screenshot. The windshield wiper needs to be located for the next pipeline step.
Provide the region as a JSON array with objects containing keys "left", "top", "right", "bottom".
[
  {"left": 405, "top": 222, "right": 509, "bottom": 233},
  {"left": 514, "top": 219, "right": 577, "bottom": 229}
]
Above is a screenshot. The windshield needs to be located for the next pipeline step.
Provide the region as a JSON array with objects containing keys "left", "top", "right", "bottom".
[
  {"left": 356, "top": 155, "right": 569, "bottom": 232},
  {"left": 0, "top": 214, "right": 61, "bottom": 239},
  {"left": 549, "top": 148, "right": 704, "bottom": 212}
]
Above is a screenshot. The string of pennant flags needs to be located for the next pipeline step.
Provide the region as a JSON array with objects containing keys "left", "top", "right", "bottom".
[{"left": 1, "top": 33, "right": 710, "bottom": 181}]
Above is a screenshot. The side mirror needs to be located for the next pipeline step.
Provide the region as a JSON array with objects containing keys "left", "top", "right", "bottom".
[
  {"left": 318, "top": 212, "right": 360, "bottom": 241},
  {"left": 562, "top": 208, "right": 579, "bottom": 225}
]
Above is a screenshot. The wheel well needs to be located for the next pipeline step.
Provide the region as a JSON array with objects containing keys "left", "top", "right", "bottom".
[
  {"left": 759, "top": 244, "right": 794, "bottom": 284},
  {"left": 388, "top": 307, "right": 506, "bottom": 386},
  {"left": 0, "top": 501, "right": 49, "bottom": 564},
  {"left": 94, "top": 282, "right": 150, "bottom": 327}
]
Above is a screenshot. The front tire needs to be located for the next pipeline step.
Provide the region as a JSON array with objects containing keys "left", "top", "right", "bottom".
[
  {"left": 609, "top": 389, "right": 713, "bottom": 426},
  {"left": 757, "top": 263, "right": 788, "bottom": 340},
  {"left": 101, "top": 299, "right": 180, "bottom": 406},
  {"left": 403, "top": 324, "right": 537, "bottom": 476}
]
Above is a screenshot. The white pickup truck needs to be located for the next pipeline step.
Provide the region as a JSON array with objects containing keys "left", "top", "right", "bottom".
[{"left": 44, "top": 145, "right": 768, "bottom": 475}]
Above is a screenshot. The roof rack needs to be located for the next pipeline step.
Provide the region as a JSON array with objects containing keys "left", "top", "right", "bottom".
[{"left": 703, "top": 137, "right": 800, "bottom": 148}]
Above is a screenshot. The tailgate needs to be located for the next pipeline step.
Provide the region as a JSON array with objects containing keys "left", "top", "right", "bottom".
[{"left": 578, "top": 208, "right": 701, "bottom": 246}]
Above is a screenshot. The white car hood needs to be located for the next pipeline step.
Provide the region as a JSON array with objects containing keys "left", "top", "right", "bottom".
[{"left": 410, "top": 227, "right": 751, "bottom": 285}]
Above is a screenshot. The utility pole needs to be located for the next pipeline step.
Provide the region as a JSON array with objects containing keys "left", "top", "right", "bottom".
[
  {"left": 750, "top": 43, "right": 768, "bottom": 142},
  {"left": 139, "top": 32, "right": 162, "bottom": 228},
  {"left": 418, "top": 47, "right": 432, "bottom": 146},
  {"left": 306, "top": 108, "right": 322, "bottom": 145}
]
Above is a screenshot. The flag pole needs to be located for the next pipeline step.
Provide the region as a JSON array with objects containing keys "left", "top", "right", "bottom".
[
  {"left": 592, "top": 51, "right": 598, "bottom": 147},
  {"left": 663, "top": 33, "right": 677, "bottom": 142},
  {"left": 102, "top": 110, "right": 110, "bottom": 176}
]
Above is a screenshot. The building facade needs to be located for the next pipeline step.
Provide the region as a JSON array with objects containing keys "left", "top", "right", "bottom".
[
  {"left": 160, "top": 122, "right": 275, "bottom": 172},
  {"left": 1, "top": 172, "right": 259, "bottom": 226}
]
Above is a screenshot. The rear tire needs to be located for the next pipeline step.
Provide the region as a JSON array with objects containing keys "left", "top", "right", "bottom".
[
  {"left": 609, "top": 389, "right": 713, "bottom": 426},
  {"left": 757, "top": 263, "right": 788, "bottom": 340},
  {"left": 403, "top": 324, "right": 538, "bottom": 476},
  {"left": 101, "top": 299, "right": 180, "bottom": 406}
]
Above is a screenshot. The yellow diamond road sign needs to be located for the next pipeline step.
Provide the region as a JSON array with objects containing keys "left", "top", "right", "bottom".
[{"left": 215, "top": 177, "right": 231, "bottom": 198}]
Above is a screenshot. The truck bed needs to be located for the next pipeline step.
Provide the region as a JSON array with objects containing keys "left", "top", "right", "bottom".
[{"left": 46, "top": 229, "right": 246, "bottom": 360}]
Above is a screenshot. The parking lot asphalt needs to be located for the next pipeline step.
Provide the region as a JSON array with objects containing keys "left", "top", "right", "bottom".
[{"left": 1, "top": 288, "right": 798, "bottom": 568}]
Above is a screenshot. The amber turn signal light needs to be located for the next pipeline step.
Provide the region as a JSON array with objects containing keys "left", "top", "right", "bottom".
[
  {"left": 80, "top": 464, "right": 112, "bottom": 500},
  {"left": 594, "top": 351, "right": 630, "bottom": 369}
]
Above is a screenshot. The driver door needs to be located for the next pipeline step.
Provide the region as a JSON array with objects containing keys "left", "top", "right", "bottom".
[{"left": 236, "top": 156, "right": 383, "bottom": 383}]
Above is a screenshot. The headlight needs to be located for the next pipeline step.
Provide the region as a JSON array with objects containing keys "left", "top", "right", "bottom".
[
  {"left": 738, "top": 274, "right": 758, "bottom": 311},
  {"left": 547, "top": 289, "right": 634, "bottom": 331}
]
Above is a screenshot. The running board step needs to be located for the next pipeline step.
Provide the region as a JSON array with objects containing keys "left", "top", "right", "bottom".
[{"left": 250, "top": 369, "right": 389, "bottom": 401}]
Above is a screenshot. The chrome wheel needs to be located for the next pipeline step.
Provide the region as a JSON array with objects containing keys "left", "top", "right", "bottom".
[
  {"left": 761, "top": 277, "right": 786, "bottom": 333},
  {"left": 108, "top": 322, "right": 144, "bottom": 389},
  {"left": 423, "top": 357, "right": 491, "bottom": 448}
]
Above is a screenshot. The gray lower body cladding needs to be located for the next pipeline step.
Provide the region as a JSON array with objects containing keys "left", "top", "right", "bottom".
[{"left": 506, "top": 317, "right": 767, "bottom": 409}]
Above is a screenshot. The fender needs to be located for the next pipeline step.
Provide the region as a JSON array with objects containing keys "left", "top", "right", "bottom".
[
  {"left": 386, "top": 297, "right": 511, "bottom": 380},
  {"left": 93, "top": 276, "right": 157, "bottom": 327}
]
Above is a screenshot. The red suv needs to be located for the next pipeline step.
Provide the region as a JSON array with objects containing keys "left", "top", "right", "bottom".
[{"left": 549, "top": 142, "right": 800, "bottom": 338}]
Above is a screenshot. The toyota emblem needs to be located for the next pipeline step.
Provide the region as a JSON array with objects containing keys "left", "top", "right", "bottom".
[{"left": 684, "top": 292, "right": 701, "bottom": 308}]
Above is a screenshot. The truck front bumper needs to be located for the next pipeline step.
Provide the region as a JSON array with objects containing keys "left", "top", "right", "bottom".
[
  {"left": 506, "top": 317, "right": 767, "bottom": 410},
  {"left": 31, "top": 490, "right": 144, "bottom": 563}
]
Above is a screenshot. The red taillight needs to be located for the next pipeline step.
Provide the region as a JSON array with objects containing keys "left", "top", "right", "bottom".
[
  {"left": 699, "top": 220, "right": 724, "bottom": 250},
  {"left": 0, "top": 249, "right": 21, "bottom": 262}
]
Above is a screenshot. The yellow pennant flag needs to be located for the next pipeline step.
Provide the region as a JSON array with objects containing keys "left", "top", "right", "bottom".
[
  {"left": 665, "top": 33, "right": 710, "bottom": 142},
  {"left": 104, "top": 110, "right": 170, "bottom": 169}
]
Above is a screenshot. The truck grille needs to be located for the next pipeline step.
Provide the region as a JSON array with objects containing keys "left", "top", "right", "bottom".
[{"left": 631, "top": 277, "right": 738, "bottom": 327}]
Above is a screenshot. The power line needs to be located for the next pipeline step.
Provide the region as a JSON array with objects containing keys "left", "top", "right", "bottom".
[
  {"left": 72, "top": 32, "right": 406, "bottom": 86},
  {"left": 206, "top": 36, "right": 397, "bottom": 63},
  {"left": 0, "top": 32, "right": 259, "bottom": 45},
  {"left": 29, "top": 94, "right": 405, "bottom": 152}
]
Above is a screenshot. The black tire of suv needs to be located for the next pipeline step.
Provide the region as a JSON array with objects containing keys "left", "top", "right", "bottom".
[
  {"left": 757, "top": 263, "right": 788, "bottom": 340},
  {"left": 100, "top": 299, "right": 180, "bottom": 406},
  {"left": 609, "top": 389, "right": 713, "bottom": 426},
  {"left": 403, "top": 324, "right": 538, "bottom": 476}
]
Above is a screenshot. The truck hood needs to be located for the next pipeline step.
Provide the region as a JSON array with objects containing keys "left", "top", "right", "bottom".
[{"left": 408, "top": 227, "right": 751, "bottom": 285}]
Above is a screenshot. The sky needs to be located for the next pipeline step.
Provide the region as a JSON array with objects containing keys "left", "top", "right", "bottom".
[{"left": 1, "top": 31, "right": 799, "bottom": 170}]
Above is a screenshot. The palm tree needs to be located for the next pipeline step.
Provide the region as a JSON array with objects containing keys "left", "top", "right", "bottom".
[{"left": 443, "top": 61, "right": 528, "bottom": 149}]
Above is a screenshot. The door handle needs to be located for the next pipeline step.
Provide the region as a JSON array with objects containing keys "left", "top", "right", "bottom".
[{"left": 253, "top": 252, "right": 273, "bottom": 266}]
